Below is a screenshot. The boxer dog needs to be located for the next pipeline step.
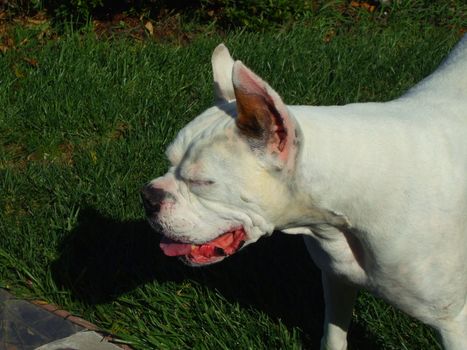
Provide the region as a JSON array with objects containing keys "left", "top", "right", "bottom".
[{"left": 142, "top": 36, "right": 467, "bottom": 349}]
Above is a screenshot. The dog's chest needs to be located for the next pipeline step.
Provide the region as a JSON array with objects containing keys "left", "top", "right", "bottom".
[{"left": 303, "top": 228, "right": 369, "bottom": 286}]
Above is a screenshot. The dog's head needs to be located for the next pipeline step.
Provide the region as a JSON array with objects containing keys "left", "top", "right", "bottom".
[{"left": 142, "top": 44, "right": 302, "bottom": 266}]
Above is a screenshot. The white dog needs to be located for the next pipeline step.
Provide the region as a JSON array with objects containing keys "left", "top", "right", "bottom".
[{"left": 142, "top": 36, "right": 467, "bottom": 349}]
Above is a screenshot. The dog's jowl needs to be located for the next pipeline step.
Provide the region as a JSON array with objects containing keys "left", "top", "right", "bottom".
[{"left": 142, "top": 37, "right": 467, "bottom": 350}]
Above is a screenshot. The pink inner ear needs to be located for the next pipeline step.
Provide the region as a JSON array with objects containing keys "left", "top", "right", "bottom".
[
  {"left": 233, "top": 61, "right": 297, "bottom": 169},
  {"left": 234, "top": 64, "right": 265, "bottom": 95},
  {"left": 264, "top": 97, "right": 288, "bottom": 152},
  {"left": 234, "top": 62, "right": 288, "bottom": 148}
]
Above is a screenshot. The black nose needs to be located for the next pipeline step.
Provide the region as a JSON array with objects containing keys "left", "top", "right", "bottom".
[{"left": 140, "top": 186, "right": 166, "bottom": 214}]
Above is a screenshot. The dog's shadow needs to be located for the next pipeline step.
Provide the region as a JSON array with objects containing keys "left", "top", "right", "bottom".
[{"left": 51, "top": 208, "right": 377, "bottom": 349}]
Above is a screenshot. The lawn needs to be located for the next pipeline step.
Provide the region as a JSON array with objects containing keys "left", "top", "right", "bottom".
[{"left": 0, "top": 3, "right": 465, "bottom": 349}]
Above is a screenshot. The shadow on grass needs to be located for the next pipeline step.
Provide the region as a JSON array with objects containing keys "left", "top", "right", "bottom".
[{"left": 51, "top": 207, "right": 378, "bottom": 349}]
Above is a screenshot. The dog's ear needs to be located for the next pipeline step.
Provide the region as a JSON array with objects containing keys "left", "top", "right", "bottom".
[
  {"left": 212, "top": 44, "right": 236, "bottom": 104},
  {"left": 233, "top": 61, "right": 298, "bottom": 169}
]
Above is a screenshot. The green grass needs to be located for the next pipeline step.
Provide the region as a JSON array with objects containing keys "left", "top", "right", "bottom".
[{"left": 1, "top": 3, "right": 466, "bottom": 349}]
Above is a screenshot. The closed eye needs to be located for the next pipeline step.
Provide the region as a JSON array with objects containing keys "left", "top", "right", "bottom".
[{"left": 187, "top": 179, "right": 215, "bottom": 187}]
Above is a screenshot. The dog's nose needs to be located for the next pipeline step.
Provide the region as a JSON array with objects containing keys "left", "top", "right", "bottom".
[{"left": 140, "top": 186, "right": 166, "bottom": 214}]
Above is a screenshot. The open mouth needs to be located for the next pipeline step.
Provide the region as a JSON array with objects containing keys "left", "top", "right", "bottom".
[{"left": 159, "top": 228, "right": 246, "bottom": 265}]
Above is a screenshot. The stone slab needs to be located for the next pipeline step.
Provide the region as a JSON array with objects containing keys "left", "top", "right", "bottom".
[
  {"left": 0, "top": 290, "right": 82, "bottom": 350},
  {"left": 36, "top": 331, "right": 123, "bottom": 350}
]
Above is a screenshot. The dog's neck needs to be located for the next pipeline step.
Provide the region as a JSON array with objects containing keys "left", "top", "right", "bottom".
[
  {"left": 288, "top": 100, "right": 418, "bottom": 234},
  {"left": 285, "top": 38, "right": 467, "bottom": 235}
]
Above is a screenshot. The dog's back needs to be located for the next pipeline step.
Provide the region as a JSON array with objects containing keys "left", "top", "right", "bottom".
[{"left": 405, "top": 35, "right": 467, "bottom": 104}]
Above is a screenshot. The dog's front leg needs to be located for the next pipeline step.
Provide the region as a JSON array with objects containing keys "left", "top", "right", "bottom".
[{"left": 320, "top": 273, "right": 358, "bottom": 350}]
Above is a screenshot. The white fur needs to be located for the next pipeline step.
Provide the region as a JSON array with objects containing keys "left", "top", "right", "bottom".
[
  {"left": 146, "top": 37, "right": 467, "bottom": 349},
  {"left": 212, "top": 44, "right": 236, "bottom": 103}
]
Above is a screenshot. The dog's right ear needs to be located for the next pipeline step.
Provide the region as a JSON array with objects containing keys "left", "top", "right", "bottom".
[{"left": 212, "top": 44, "right": 236, "bottom": 104}]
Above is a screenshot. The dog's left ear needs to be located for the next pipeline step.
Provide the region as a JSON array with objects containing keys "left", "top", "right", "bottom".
[
  {"left": 233, "top": 61, "right": 298, "bottom": 170},
  {"left": 212, "top": 44, "right": 236, "bottom": 104}
]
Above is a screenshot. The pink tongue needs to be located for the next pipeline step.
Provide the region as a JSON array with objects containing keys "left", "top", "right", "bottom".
[
  {"left": 159, "top": 230, "right": 245, "bottom": 258},
  {"left": 159, "top": 236, "right": 192, "bottom": 256}
]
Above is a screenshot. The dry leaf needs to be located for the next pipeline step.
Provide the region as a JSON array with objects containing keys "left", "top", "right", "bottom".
[
  {"left": 145, "top": 21, "right": 154, "bottom": 36},
  {"left": 90, "top": 151, "right": 97, "bottom": 164},
  {"left": 37, "top": 30, "right": 47, "bottom": 41},
  {"left": 23, "top": 57, "right": 39, "bottom": 67},
  {"left": 4, "top": 36, "right": 14, "bottom": 48},
  {"left": 27, "top": 18, "right": 47, "bottom": 26},
  {"left": 323, "top": 29, "right": 336, "bottom": 43},
  {"left": 362, "top": 3, "right": 376, "bottom": 12},
  {"left": 110, "top": 122, "right": 129, "bottom": 140},
  {"left": 14, "top": 65, "right": 25, "bottom": 78},
  {"left": 350, "top": 1, "right": 376, "bottom": 12}
]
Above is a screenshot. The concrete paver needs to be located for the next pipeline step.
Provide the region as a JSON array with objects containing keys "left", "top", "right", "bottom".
[
  {"left": 0, "top": 289, "right": 127, "bottom": 350},
  {"left": 0, "top": 289, "right": 82, "bottom": 350},
  {"left": 36, "top": 331, "right": 123, "bottom": 350}
]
